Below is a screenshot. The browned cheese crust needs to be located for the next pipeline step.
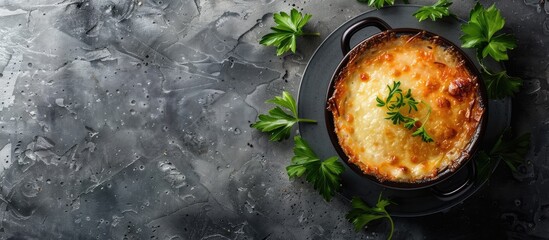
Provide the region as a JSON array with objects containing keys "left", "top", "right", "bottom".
[{"left": 328, "top": 32, "right": 484, "bottom": 183}]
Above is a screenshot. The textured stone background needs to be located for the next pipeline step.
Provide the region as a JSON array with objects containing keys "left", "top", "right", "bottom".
[{"left": 0, "top": 0, "right": 547, "bottom": 239}]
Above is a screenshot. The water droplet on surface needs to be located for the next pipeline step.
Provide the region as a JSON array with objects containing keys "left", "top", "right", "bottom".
[
  {"left": 244, "top": 201, "right": 255, "bottom": 213},
  {"left": 158, "top": 161, "right": 186, "bottom": 188},
  {"left": 55, "top": 98, "right": 64, "bottom": 106}
]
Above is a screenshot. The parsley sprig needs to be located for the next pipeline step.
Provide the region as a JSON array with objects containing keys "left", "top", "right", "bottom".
[
  {"left": 461, "top": 3, "right": 516, "bottom": 62},
  {"left": 413, "top": 0, "right": 453, "bottom": 22},
  {"left": 482, "top": 70, "right": 522, "bottom": 99},
  {"left": 251, "top": 91, "right": 316, "bottom": 141},
  {"left": 376, "top": 81, "right": 433, "bottom": 142},
  {"left": 346, "top": 194, "right": 394, "bottom": 239},
  {"left": 287, "top": 136, "right": 344, "bottom": 201},
  {"left": 460, "top": 3, "right": 522, "bottom": 99},
  {"left": 260, "top": 9, "right": 319, "bottom": 56},
  {"left": 409, "top": 106, "right": 433, "bottom": 143},
  {"left": 356, "top": 0, "right": 395, "bottom": 9},
  {"left": 476, "top": 130, "right": 531, "bottom": 180},
  {"left": 490, "top": 131, "right": 531, "bottom": 173}
]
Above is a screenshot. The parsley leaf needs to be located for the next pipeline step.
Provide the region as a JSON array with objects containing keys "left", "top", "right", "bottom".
[
  {"left": 412, "top": 125, "right": 434, "bottom": 143},
  {"left": 346, "top": 194, "right": 394, "bottom": 239},
  {"left": 475, "top": 151, "right": 492, "bottom": 181},
  {"left": 404, "top": 89, "right": 419, "bottom": 113},
  {"left": 376, "top": 81, "right": 434, "bottom": 142},
  {"left": 386, "top": 111, "right": 410, "bottom": 125},
  {"left": 403, "top": 118, "right": 417, "bottom": 130},
  {"left": 251, "top": 91, "right": 316, "bottom": 141},
  {"left": 413, "top": 0, "right": 453, "bottom": 22},
  {"left": 287, "top": 136, "right": 344, "bottom": 201},
  {"left": 476, "top": 130, "right": 531, "bottom": 181},
  {"left": 412, "top": 104, "right": 433, "bottom": 143},
  {"left": 482, "top": 69, "right": 522, "bottom": 99},
  {"left": 491, "top": 131, "right": 531, "bottom": 173},
  {"left": 460, "top": 3, "right": 517, "bottom": 61},
  {"left": 356, "top": 0, "right": 395, "bottom": 9},
  {"left": 259, "top": 9, "right": 319, "bottom": 56}
]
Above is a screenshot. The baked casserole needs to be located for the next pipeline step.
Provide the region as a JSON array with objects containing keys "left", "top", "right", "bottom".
[{"left": 328, "top": 32, "right": 485, "bottom": 183}]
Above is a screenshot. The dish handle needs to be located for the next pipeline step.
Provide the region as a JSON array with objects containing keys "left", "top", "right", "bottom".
[
  {"left": 430, "top": 160, "right": 476, "bottom": 201},
  {"left": 341, "top": 17, "right": 392, "bottom": 55}
]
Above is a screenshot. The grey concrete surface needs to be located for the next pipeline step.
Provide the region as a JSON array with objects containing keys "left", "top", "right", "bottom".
[{"left": 0, "top": 0, "right": 547, "bottom": 239}]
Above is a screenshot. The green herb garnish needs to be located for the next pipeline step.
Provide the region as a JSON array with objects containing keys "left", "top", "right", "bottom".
[
  {"left": 482, "top": 69, "right": 522, "bottom": 99},
  {"left": 259, "top": 8, "right": 319, "bottom": 56},
  {"left": 287, "top": 136, "right": 344, "bottom": 201},
  {"left": 475, "top": 151, "right": 492, "bottom": 181},
  {"left": 356, "top": 0, "right": 395, "bottom": 9},
  {"left": 460, "top": 3, "right": 522, "bottom": 99},
  {"left": 251, "top": 91, "right": 316, "bottom": 141},
  {"left": 491, "top": 131, "right": 531, "bottom": 173},
  {"left": 413, "top": 0, "right": 453, "bottom": 22},
  {"left": 346, "top": 194, "right": 394, "bottom": 239},
  {"left": 476, "top": 130, "right": 531, "bottom": 180},
  {"left": 460, "top": 3, "right": 517, "bottom": 62},
  {"left": 376, "top": 81, "right": 433, "bottom": 142},
  {"left": 410, "top": 107, "right": 433, "bottom": 143}
]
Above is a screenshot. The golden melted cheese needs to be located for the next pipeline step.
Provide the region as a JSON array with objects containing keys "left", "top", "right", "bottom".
[{"left": 329, "top": 33, "right": 484, "bottom": 183}]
